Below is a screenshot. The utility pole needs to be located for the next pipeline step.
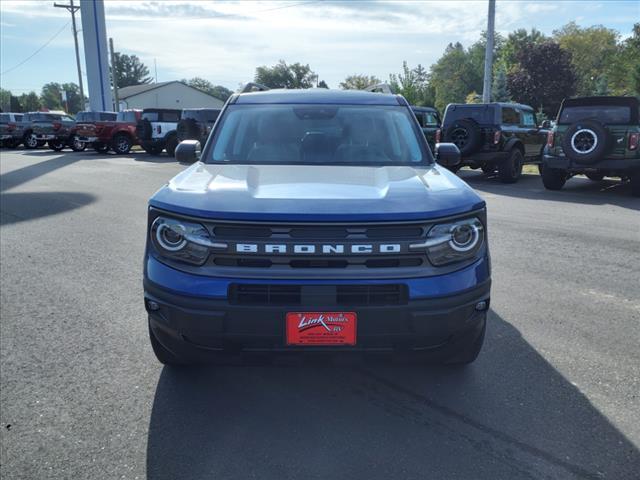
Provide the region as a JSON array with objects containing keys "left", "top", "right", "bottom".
[
  {"left": 54, "top": 0, "right": 85, "bottom": 107},
  {"left": 482, "top": 0, "right": 495, "bottom": 103},
  {"left": 109, "top": 38, "right": 119, "bottom": 112}
]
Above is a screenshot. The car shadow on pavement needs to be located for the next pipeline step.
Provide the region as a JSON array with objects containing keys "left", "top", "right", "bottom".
[
  {"left": 0, "top": 154, "right": 83, "bottom": 193},
  {"left": 0, "top": 191, "right": 96, "bottom": 226},
  {"left": 458, "top": 170, "right": 639, "bottom": 211},
  {"left": 146, "top": 311, "right": 640, "bottom": 480}
]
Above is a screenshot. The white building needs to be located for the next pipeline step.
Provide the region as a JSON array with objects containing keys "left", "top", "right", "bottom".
[{"left": 117, "top": 81, "right": 225, "bottom": 110}]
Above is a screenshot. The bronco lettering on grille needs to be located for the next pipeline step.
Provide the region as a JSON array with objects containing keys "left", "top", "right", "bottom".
[{"left": 235, "top": 244, "right": 402, "bottom": 254}]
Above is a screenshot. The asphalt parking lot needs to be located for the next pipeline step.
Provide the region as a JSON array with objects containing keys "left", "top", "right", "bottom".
[{"left": 1, "top": 148, "right": 639, "bottom": 479}]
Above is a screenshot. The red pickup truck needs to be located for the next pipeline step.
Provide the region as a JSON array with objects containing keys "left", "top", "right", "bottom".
[{"left": 75, "top": 109, "right": 142, "bottom": 154}]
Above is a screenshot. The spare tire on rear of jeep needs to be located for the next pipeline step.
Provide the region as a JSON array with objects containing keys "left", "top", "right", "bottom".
[
  {"left": 137, "top": 119, "right": 152, "bottom": 141},
  {"left": 561, "top": 119, "right": 610, "bottom": 164},
  {"left": 177, "top": 118, "right": 200, "bottom": 142},
  {"left": 444, "top": 119, "right": 481, "bottom": 155}
]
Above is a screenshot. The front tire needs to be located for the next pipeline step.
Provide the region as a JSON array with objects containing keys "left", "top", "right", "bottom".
[
  {"left": 498, "top": 149, "right": 523, "bottom": 183},
  {"left": 70, "top": 135, "right": 86, "bottom": 152},
  {"left": 148, "top": 320, "right": 190, "bottom": 366},
  {"left": 542, "top": 167, "right": 567, "bottom": 190},
  {"left": 481, "top": 164, "right": 495, "bottom": 175},
  {"left": 48, "top": 139, "right": 65, "bottom": 151},
  {"left": 23, "top": 132, "right": 38, "bottom": 149}
]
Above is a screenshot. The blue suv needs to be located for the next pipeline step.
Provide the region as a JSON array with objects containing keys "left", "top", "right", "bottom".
[{"left": 144, "top": 88, "right": 491, "bottom": 366}]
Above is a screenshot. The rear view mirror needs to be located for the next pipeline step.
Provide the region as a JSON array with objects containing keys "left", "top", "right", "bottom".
[
  {"left": 175, "top": 140, "right": 201, "bottom": 162},
  {"left": 434, "top": 143, "right": 461, "bottom": 167}
]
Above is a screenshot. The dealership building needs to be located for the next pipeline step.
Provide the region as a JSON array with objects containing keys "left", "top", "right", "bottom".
[{"left": 117, "top": 81, "right": 225, "bottom": 110}]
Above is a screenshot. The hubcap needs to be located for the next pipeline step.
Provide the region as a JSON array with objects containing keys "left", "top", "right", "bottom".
[
  {"left": 571, "top": 128, "right": 597, "bottom": 154},
  {"left": 28, "top": 134, "right": 37, "bottom": 147}
]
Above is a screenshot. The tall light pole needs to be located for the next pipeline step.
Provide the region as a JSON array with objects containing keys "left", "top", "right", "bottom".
[
  {"left": 482, "top": 0, "right": 496, "bottom": 103},
  {"left": 54, "top": 0, "right": 85, "bottom": 106}
]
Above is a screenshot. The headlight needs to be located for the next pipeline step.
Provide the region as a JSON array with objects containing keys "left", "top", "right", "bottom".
[
  {"left": 411, "top": 217, "right": 484, "bottom": 266},
  {"left": 150, "top": 216, "right": 226, "bottom": 265}
]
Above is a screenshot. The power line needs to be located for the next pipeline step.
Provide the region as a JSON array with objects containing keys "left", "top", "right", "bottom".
[{"left": 1, "top": 21, "right": 70, "bottom": 76}]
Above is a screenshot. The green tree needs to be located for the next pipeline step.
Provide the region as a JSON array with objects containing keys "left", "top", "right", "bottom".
[
  {"left": 113, "top": 52, "right": 152, "bottom": 87},
  {"left": 429, "top": 42, "right": 480, "bottom": 111},
  {"left": 465, "top": 91, "right": 482, "bottom": 104},
  {"left": 41, "top": 83, "right": 63, "bottom": 110},
  {"left": 10, "top": 95, "right": 22, "bottom": 112},
  {"left": 182, "top": 77, "right": 233, "bottom": 101},
  {"left": 339, "top": 74, "right": 381, "bottom": 90},
  {"left": 0, "top": 88, "right": 10, "bottom": 112},
  {"left": 492, "top": 67, "right": 510, "bottom": 102},
  {"left": 595, "top": 75, "right": 610, "bottom": 95},
  {"left": 20, "top": 91, "right": 41, "bottom": 111},
  {"left": 554, "top": 22, "right": 619, "bottom": 96},
  {"left": 318, "top": 80, "right": 329, "bottom": 89},
  {"left": 507, "top": 41, "right": 576, "bottom": 116},
  {"left": 607, "top": 23, "right": 640, "bottom": 96},
  {"left": 255, "top": 60, "right": 316, "bottom": 89},
  {"left": 389, "top": 62, "right": 434, "bottom": 106},
  {"left": 497, "top": 28, "right": 547, "bottom": 72},
  {"left": 61, "top": 82, "right": 84, "bottom": 113}
]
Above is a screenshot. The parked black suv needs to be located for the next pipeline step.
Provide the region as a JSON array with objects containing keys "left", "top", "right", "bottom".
[
  {"left": 411, "top": 106, "right": 440, "bottom": 150},
  {"left": 542, "top": 96, "right": 639, "bottom": 196},
  {"left": 136, "top": 108, "right": 181, "bottom": 156},
  {"left": 440, "top": 103, "right": 549, "bottom": 183},
  {"left": 176, "top": 108, "right": 220, "bottom": 146}
]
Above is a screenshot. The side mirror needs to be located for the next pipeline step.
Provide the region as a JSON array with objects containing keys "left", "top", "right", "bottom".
[
  {"left": 541, "top": 120, "right": 551, "bottom": 129},
  {"left": 175, "top": 140, "right": 201, "bottom": 162},
  {"left": 434, "top": 142, "right": 461, "bottom": 167}
]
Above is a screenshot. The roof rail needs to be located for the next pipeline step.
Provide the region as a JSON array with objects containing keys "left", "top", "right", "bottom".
[
  {"left": 364, "top": 83, "right": 395, "bottom": 94},
  {"left": 240, "top": 82, "right": 270, "bottom": 93}
]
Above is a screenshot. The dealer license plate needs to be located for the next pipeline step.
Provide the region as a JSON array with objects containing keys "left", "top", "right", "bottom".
[{"left": 286, "top": 312, "right": 357, "bottom": 346}]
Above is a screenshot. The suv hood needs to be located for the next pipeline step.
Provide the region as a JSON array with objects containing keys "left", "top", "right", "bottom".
[{"left": 149, "top": 163, "right": 485, "bottom": 221}]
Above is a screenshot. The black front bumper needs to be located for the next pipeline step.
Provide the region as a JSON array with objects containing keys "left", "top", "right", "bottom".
[
  {"left": 543, "top": 154, "right": 640, "bottom": 172},
  {"left": 144, "top": 280, "right": 490, "bottom": 360}
]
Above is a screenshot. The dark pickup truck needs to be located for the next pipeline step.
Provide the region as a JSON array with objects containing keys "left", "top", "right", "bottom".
[
  {"left": 0, "top": 113, "right": 23, "bottom": 148},
  {"left": 31, "top": 112, "right": 79, "bottom": 152},
  {"left": 75, "top": 110, "right": 142, "bottom": 153}
]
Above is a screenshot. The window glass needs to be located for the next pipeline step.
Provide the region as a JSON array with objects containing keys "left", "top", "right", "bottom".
[
  {"left": 0, "top": 114, "right": 9, "bottom": 122},
  {"left": 100, "top": 112, "right": 117, "bottom": 121},
  {"left": 522, "top": 111, "right": 536, "bottom": 126},
  {"left": 559, "top": 106, "right": 631, "bottom": 124},
  {"left": 424, "top": 112, "right": 439, "bottom": 126},
  {"left": 117, "top": 111, "right": 137, "bottom": 122},
  {"left": 445, "top": 106, "right": 493, "bottom": 124},
  {"left": 142, "top": 112, "right": 159, "bottom": 121},
  {"left": 161, "top": 111, "right": 180, "bottom": 122},
  {"left": 501, "top": 107, "right": 520, "bottom": 125},
  {"left": 15, "top": 114, "right": 23, "bottom": 121},
  {"left": 209, "top": 104, "right": 429, "bottom": 165}
]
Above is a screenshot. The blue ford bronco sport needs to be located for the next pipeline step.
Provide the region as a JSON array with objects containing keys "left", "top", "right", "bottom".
[{"left": 144, "top": 88, "right": 491, "bottom": 366}]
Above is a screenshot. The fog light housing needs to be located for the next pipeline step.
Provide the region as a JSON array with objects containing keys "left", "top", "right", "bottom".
[
  {"left": 475, "top": 301, "right": 488, "bottom": 311},
  {"left": 146, "top": 300, "right": 160, "bottom": 311}
]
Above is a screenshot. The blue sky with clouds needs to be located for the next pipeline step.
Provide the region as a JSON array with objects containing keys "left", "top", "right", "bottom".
[{"left": 1, "top": 0, "right": 638, "bottom": 95}]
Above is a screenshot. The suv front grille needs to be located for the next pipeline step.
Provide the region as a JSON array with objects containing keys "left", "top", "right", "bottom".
[{"left": 228, "top": 284, "right": 408, "bottom": 306}]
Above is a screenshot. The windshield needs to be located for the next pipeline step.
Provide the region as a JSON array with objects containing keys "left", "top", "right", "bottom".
[
  {"left": 76, "top": 112, "right": 117, "bottom": 122},
  {"left": 444, "top": 105, "right": 494, "bottom": 124},
  {"left": 559, "top": 105, "right": 631, "bottom": 124},
  {"left": 117, "top": 111, "right": 138, "bottom": 122},
  {"left": 208, "top": 104, "right": 430, "bottom": 165}
]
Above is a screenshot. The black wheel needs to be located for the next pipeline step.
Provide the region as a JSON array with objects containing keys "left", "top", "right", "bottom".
[
  {"left": 94, "top": 142, "right": 109, "bottom": 153},
  {"left": 48, "top": 139, "right": 65, "bottom": 151},
  {"left": 111, "top": 133, "right": 132, "bottom": 154},
  {"left": 481, "top": 164, "right": 495, "bottom": 175},
  {"left": 585, "top": 172, "right": 604, "bottom": 181},
  {"left": 70, "top": 135, "right": 86, "bottom": 152},
  {"left": 562, "top": 120, "right": 609, "bottom": 164},
  {"left": 443, "top": 316, "right": 486, "bottom": 365},
  {"left": 148, "top": 320, "right": 189, "bottom": 366},
  {"left": 630, "top": 171, "right": 640, "bottom": 198},
  {"left": 23, "top": 132, "right": 38, "bottom": 149},
  {"left": 498, "top": 149, "right": 524, "bottom": 183},
  {"left": 542, "top": 166, "right": 567, "bottom": 190},
  {"left": 444, "top": 119, "right": 481, "bottom": 155},
  {"left": 165, "top": 134, "right": 179, "bottom": 157}
]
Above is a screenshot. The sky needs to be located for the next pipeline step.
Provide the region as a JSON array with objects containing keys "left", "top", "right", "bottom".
[{"left": 1, "top": 0, "right": 639, "bottom": 96}]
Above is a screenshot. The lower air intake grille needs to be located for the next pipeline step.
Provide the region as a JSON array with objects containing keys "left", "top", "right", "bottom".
[{"left": 228, "top": 284, "right": 408, "bottom": 306}]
